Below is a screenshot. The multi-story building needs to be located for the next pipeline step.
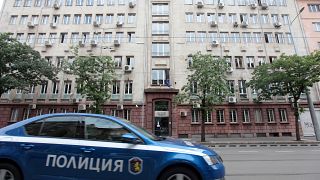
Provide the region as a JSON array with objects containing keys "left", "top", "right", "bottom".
[{"left": 0, "top": 0, "right": 318, "bottom": 138}]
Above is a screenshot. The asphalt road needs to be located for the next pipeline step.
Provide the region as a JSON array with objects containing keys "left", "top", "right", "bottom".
[{"left": 212, "top": 146, "right": 320, "bottom": 180}]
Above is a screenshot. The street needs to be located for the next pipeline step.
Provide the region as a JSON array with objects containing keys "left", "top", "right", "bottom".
[{"left": 212, "top": 146, "right": 320, "bottom": 180}]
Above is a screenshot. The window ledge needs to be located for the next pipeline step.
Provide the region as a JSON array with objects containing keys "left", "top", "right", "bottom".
[
  {"left": 242, "top": 122, "right": 252, "bottom": 125},
  {"left": 230, "top": 122, "right": 239, "bottom": 125},
  {"left": 191, "top": 122, "right": 200, "bottom": 125},
  {"left": 217, "top": 123, "right": 226, "bottom": 125},
  {"left": 280, "top": 122, "right": 289, "bottom": 124},
  {"left": 268, "top": 122, "right": 277, "bottom": 124}
]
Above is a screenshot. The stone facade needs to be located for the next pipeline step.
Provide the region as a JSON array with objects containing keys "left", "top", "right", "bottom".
[{"left": 0, "top": 0, "right": 319, "bottom": 138}]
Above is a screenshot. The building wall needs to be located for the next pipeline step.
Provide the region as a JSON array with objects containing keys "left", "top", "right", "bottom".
[{"left": 0, "top": 0, "right": 318, "bottom": 138}]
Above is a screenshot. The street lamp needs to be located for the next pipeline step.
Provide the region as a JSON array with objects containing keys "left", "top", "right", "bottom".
[{"left": 288, "top": 7, "right": 320, "bottom": 141}]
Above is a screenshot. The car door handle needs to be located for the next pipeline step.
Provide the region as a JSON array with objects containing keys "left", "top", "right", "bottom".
[
  {"left": 20, "top": 144, "right": 34, "bottom": 150},
  {"left": 80, "top": 147, "right": 95, "bottom": 153}
]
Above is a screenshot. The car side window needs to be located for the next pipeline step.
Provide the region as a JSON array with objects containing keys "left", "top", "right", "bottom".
[
  {"left": 24, "top": 116, "right": 84, "bottom": 139},
  {"left": 84, "top": 117, "right": 133, "bottom": 143}
]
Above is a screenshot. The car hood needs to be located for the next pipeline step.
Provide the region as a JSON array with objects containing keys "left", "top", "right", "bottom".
[{"left": 154, "top": 137, "right": 217, "bottom": 156}]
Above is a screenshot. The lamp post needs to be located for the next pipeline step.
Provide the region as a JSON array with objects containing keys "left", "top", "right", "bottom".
[{"left": 289, "top": 7, "right": 320, "bottom": 141}]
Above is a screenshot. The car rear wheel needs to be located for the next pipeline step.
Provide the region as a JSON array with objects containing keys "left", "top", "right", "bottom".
[
  {"left": 159, "top": 167, "right": 199, "bottom": 180},
  {"left": 0, "top": 163, "right": 22, "bottom": 180}
]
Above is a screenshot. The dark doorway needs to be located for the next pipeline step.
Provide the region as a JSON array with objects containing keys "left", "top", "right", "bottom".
[{"left": 154, "top": 101, "right": 170, "bottom": 136}]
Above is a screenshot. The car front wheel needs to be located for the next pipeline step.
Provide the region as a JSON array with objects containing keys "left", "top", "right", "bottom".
[
  {"left": 159, "top": 167, "right": 200, "bottom": 180},
  {"left": 0, "top": 163, "right": 22, "bottom": 180}
]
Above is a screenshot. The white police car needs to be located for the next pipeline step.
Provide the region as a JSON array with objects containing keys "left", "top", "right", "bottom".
[{"left": 0, "top": 113, "right": 225, "bottom": 180}]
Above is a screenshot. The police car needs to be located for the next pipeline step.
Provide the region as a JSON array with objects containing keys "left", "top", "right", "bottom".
[{"left": 0, "top": 113, "right": 225, "bottom": 180}]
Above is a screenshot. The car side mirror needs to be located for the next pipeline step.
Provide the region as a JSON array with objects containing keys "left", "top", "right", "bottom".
[{"left": 121, "top": 133, "right": 142, "bottom": 144}]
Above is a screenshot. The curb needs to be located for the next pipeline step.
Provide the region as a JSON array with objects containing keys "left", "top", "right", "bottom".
[{"left": 199, "top": 141, "right": 320, "bottom": 148}]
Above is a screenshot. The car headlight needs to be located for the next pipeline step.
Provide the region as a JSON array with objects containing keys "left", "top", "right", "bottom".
[{"left": 203, "top": 155, "right": 220, "bottom": 165}]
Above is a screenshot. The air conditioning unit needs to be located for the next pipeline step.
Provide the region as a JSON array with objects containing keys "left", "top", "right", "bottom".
[
  {"left": 241, "top": 21, "right": 248, "bottom": 28},
  {"left": 196, "top": 1, "right": 204, "bottom": 8},
  {"left": 124, "top": 65, "right": 132, "bottom": 72},
  {"left": 233, "top": 21, "right": 239, "bottom": 27},
  {"left": 29, "top": 104, "right": 37, "bottom": 109},
  {"left": 78, "top": 104, "right": 86, "bottom": 111},
  {"left": 44, "top": 41, "right": 52, "bottom": 47},
  {"left": 90, "top": 40, "right": 97, "bottom": 46},
  {"left": 212, "top": 40, "right": 219, "bottom": 47},
  {"left": 129, "top": 1, "right": 136, "bottom": 8},
  {"left": 261, "top": 3, "right": 268, "bottom": 10},
  {"left": 79, "top": 40, "right": 85, "bottom": 47},
  {"left": 116, "top": 21, "right": 123, "bottom": 27},
  {"left": 210, "top": 21, "right": 218, "bottom": 27},
  {"left": 93, "top": 21, "right": 101, "bottom": 27},
  {"left": 193, "top": 103, "right": 201, "bottom": 109},
  {"left": 53, "top": 3, "right": 60, "bottom": 9},
  {"left": 218, "top": 2, "right": 225, "bottom": 8},
  {"left": 274, "top": 22, "right": 282, "bottom": 28},
  {"left": 27, "top": 22, "right": 35, "bottom": 28},
  {"left": 114, "top": 39, "right": 120, "bottom": 46},
  {"left": 117, "top": 104, "right": 124, "bottom": 110},
  {"left": 250, "top": 3, "right": 257, "bottom": 9},
  {"left": 228, "top": 96, "right": 237, "bottom": 103},
  {"left": 50, "top": 22, "right": 57, "bottom": 28},
  {"left": 180, "top": 111, "right": 187, "bottom": 117}
]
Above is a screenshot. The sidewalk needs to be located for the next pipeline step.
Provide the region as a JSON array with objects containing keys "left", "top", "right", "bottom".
[{"left": 182, "top": 136, "right": 320, "bottom": 147}]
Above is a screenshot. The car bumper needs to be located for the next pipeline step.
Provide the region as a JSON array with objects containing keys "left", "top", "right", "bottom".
[{"left": 202, "top": 163, "right": 225, "bottom": 180}]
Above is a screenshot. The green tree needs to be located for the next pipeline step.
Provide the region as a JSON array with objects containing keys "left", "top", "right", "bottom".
[
  {"left": 175, "top": 52, "right": 230, "bottom": 142},
  {"left": 0, "top": 33, "right": 57, "bottom": 96},
  {"left": 247, "top": 52, "right": 320, "bottom": 141},
  {"left": 66, "top": 48, "right": 116, "bottom": 114}
]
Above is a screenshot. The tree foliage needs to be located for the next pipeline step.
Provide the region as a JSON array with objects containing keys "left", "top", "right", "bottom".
[
  {"left": 247, "top": 52, "right": 320, "bottom": 140},
  {"left": 66, "top": 48, "right": 116, "bottom": 114},
  {"left": 0, "top": 33, "right": 57, "bottom": 96},
  {"left": 175, "top": 52, "right": 230, "bottom": 141}
]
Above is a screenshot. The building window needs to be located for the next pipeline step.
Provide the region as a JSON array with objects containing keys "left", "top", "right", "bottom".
[
  {"left": 185, "top": 13, "right": 193, "bottom": 23},
  {"left": 254, "top": 109, "right": 263, "bottom": 123},
  {"left": 84, "top": 14, "right": 92, "bottom": 24},
  {"left": 76, "top": 0, "right": 84, "bottom": 6},
  {"left": 207, "top": 13, "right": 216, "bottom": 23},
  {"left": 218, "top": 13, "right": 226, "bottom": 23},
  {"left": 246, "top": 56, "right": 255, "bottom": 68},
  {"left": 10, "top": 108, "right": 19, "bottom": 122},
  {"left": 191, "top": 109, "right": 199, "bottom": 123},
  {"left": 128, "top": 32, "right": 135, "bottom": 43},
  {"left": 48, "top": 108, "right": 56, "bottom": 114},
  {"left": 48, "top": 33, "right": 56, "bottom": 43},
  {"left": 14, "top": 0, "right": 22, "bottom": 7},
  {"left": 197, "top": 31, "right": 206, "bottom": 43},
  {"left": 250, "top": 14, "right": 258, "bottom": 24},
  {"left": 209, "top": 31, "right": 218, "bottom": 42},
  {"left": 242, "top": 32, "right": 251, "bottom": 44},
  {"left": 115, "top": 32, "right": 124, "bottom": 42},
  {"left": 60, "top": 33, "right": 68, "bottom": 43},
  {"left": 64, "top": 81, "right": 72, "bottom": 94},
  {"left": 74, "top": 14, "right": 81, "bottom": 24},
  {"left": 86, "top": 0, "right": 93, "bottom": 6},
  {"left": 36, "top": 109, "right": 43, "bottom": 116},
  {"left": 124, "top": 81, "right": 133, "bottom": 95},
  {"left": 152, "top": 22, "right": 169, "bottom": 35},
  {"left": 260, "top": 14, "right": 269, "bottom": 24},
  {"left": 24, "top": 0, "right": 32, "bottom": 7},
  {"left": 275, "top": 33, "right": 285, "bottom": 44},
  {"left": 107, "top": 0, "right": 115, "bottom": 6},
  {"left": 286, "top": 33, "right": 293, "bottom": 44},
  {"left": 128, "top": 13, "right": 136, "bottom": 24},
  {"left": 186, "top": 31, "right": 196, "bottom": 43},
  {"left": 279, "top": 109, "right": 288, "bottom": 123},
  {"left": 282, "top": 14, "right": 289, "bottom": 25},
  {"left": 184, "top": 0, "right": 193, "bottom": 5},
  {"left": 258, "top": 56, "right": 266, "bottom": 66},
  {"left": 152, "top": 69, "right": 169, "bottom": 86},
  {"left": 22, "top": 108, "right": 30, "bottom": 120},
  {"left": 239, "top": 80, "right": 247, "bottom": 97},
  {"left": 63, "top": 15, "right": 71, "bottom": 25},
  {"left": 41, "top": 15, "right": 49, "bottom": 25},
  {"left": 220, "top": 32, "right": 229, "bottom": 43},
  {"left": 117, "top": 14, "right": 125, "bottom": 24},
  {"left": 252, "top": 32, "right": 262, "bottom": 43},
  {"left": 112, "top": 81, "right": 120, "bottom": 95},
  {"left": 196, "top": 13, "right": 205, "bottom": 23},
  {"left": 9, "top": 16, "right": 18, "bottom": 25},
  {"left": 52, "top": 81, "right": 59, "bottom": 94},
  {"left": 114, "top": 56, "right": 122, "bottom": 68},
  {"left": 205, "top": 111, "right": 212, "bottom": 123},
  {"left": 228, "top": 80, "right": 235, "bottom": 94},
  {"left": 243, "top": 109, "right": 250, "bottom": 123},
  {"left": 152, "top": 43, "right": 170, "bottom": 57},
  {"left": 65, "top": 0, "right": 73, "bottom": 6},
  {"left": 217, "top": 109, "right": 225, "bottom": 123},
  {"left": 267, "top": 109, "right": 275, "bottom": 123},
  {"left": 230, "top": 32, "right": 240, "bottom": 43},
  {"left": 106, "top": 14, "right": 114, "bottom": 24},
  {"left": 235, "top": 56, "right": 243, "bottom": 68},
  {"left": 123, "top": 109, "right": 131, "bottom": 121},
  {"left": 230, "top": 109, "right": 237, "bottom": 123},
  {"left": 313, "top": 22, "right": 320, "bottom": 32},
  {"left": 308, "top": 4, "right": 320, "bottom": 12},
  {"left": 20, "top": 15, "right": 28, "bottom": 25},
  {"left": 264, "top": 32, "right": 274, "bottom": 43},
  {"left": 40, "top": 81, "right": 48, "bottom": 94},
  {"left": 152, "top": 3, "right": 169, "bottom": 16}
]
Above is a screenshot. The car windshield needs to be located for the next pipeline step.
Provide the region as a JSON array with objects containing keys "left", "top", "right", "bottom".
[{"left": 117, "top": 118, "right": 162, "bottom": 141}]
